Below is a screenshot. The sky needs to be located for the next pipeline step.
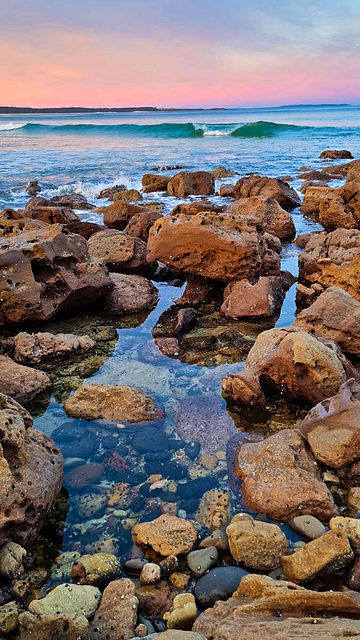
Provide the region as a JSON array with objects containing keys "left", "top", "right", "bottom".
[{"left": 0, "top": 0, "right": 360, "bottom": 108}]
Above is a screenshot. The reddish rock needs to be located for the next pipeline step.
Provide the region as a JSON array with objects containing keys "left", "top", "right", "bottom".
[
  {"left": 224, "top": 196, "right": 296, "bottom": 241},
  {"left": 147, "top": 213, "right": 280, "bottom": 282},
  {"left": 233, "top": 174, "right": 300, "bottom": 211},
  {"left": 0, "top": 355, "right": 51, "bottom": 404},
  {"left": 132, "top": 515, "right": 198, "bottom": 556},
  {"left": 170, "top": 201, "right": 222, "bottom": 216},
  {"left": 113, "top": 189, "right": 142, "bottom": 203},
  {"left": 320, "top": 149, "right": 354, "bottom": 160},
  {"left": 0, "top": 224, "right": 112, "bottom": 326},
  {"left": 300, "top": 379, "right": 360, "bottom": 468},
  {"left": 298, "top": 228, "right": 360, "bottom": 301},
  {"left": 0, "top": 216, "right": 48, "bottom": 238},
  {"left": 136, "top": 583, "right": 176, "bottom": 618},
  {"left": 167, "top": 171, "right": 215, "bottom": 197},
  {"left": 124, "top": 209, "right": 163, "bottom": 242},
  {"left": 102, "top": 202, "right": 150, "bottom": 231},
  {"left": 98, "top": 185, "right": 126, "bottom": 200},
  {"left": 220, "top": 276, "right": 287, "bottom": 319},
  {"left": 64, "top": 463, "right": 104, "bottom": 490},
  {"left": 89, "top": 579, "right": 138, "bottom": 640},
  {"left": 24, "top": 205, "right": 81, "bottom": 225},
  {"left": 104, "top": 273, "right": 159, "bottom": 314},
  {"left": 234, "top": 429, "right": 338, "bottom": 521},
  {"left": 142, "top": 174, "right": 170, "bottom": 193},
  {"left": 294, "top": 286, "right": 360, "bottom": 356},
  {"left": 88, "top": 229, "right": 150, "bottom": 275},
  {"left": 220, "top": 184, "right": 235, "bottom": 197},
  {"left": 294, "top": 231, "right": 321, "bottom": 248},
  {"left": 174, "top": 275, "right": 221, "bottom": 306},
  {"left": 50, "top": 194, "right": 94, "bottom": 210},
  {"left": 65, "top": 221, "right": 104, "bottom": 239}
]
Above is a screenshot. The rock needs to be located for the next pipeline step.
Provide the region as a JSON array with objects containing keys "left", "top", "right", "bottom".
[
  {"left": 175, "top": 308, "right": 196, "bottom": 334},
  {"left": 226, "top": 516, "right": 289, "bottom": 570},
  {"left": 164, "top": 593, "right": 197, "bottom": 630},
  {"left": 153, "top": 633, "right": 205, "bottom": 640},
  {"left": 50, "top": 194, "right": 94, "bottom": 210},
  {"left": 301, "top": 183, "right": 360, "bottom": 232},
  {"left": 233, "top": 174, "right": 300, "bottom": 211},
  {"left": 140, "top": 563, "right": 161, "bottom": 584},
  {"left": 0, "top": 541, "right": 26, "bottom": 578},
  {"left": 174, "top": 276, "right": 219, "bottom": 306},
  {"left": 220, "top": 276, "right": 287, "bottom": 319},
  {"left": 320, "top": 149, "right": 353, "bottom": 160},
  {"left": 330, "top": 517, "right": 360, "bottom": 554},
  {"left": 26, "top": 179, "right": 41, "bottom": 196},
  {"left": 89, "top": 579, "right": 138, "bottom": 640},
  {"left": 13, "top": 332, "right": 96, "bottom": 365},
  {"left": 0, "top": 356, "right": 51, "bottom": 404},
  {"left": 222, "top": 327, "right": 359, "bottom": 407},
  {"left": 176, "top": 395, "right": 237, "bottom": 454},
  {"left": 142, "top": 174, "right": 170, "bottom": 192},
  {"left": 136, "top": 582, "right": 176, "bottom": 618},
  {"left": 287, "top": 516, "right": 326, "bottom": 540},
  {"left": 29, "top": 583, "right": 101, "bottom": 618},
  {"left": 219, "top": 184, "right": 235, "bottom": 197},
  {"left": 298, "top": 228, "right": 360, "bottom": 300},
  {"left": 124, "top": 209, "right": 163, "bottom": 242},
  {"left": 187, "top": 547, "right": 218, "bottom": 579},
  {"left": 64, "top": 383, "right": 163, "bottom": 422},
  {"left": 64, "top": 463, "right": 104, "bottom": 490},
  {"left": 194, "top": 566, "right": 248, "bottom": 609},
  {"left": 294, "top": 287, "right": 360, "bottom": 356},
  {"left": 0, "top": 224, "right": 112, "bottom": 325},
  {"left": 0, "top": 602, "right": 19, "bottom": 634},
  {"left": 348, "top": 487, "right": 360, "bottom": 511},
  {"left": 0, "top": 391, "right": 33, "bottom": 439},
  {"left": 170, "top": 202, "right": 221, "bottom": 216},
  {"left": 104, "top": 273, "right": 159, "bottom": 314},
  {"left": 212, "top": 167, "right": 234, "bottom": 179},
  {"left": 299, "top": 379, "right": 360, "bottom": 468},
  {"left": 113, "top": 188, "right": 143, "bottom": 203},
  {"left": 19, "top": 612, "right": 89, "bottom": 640},
  {"left": 26, "top": 204, "right": 81, "bottom": 225},
  {"left": 295, "top": 283, "right": 317, "bottom": 307},
  {"left": 169, "top": 572, "right": 190, "bottom": 590},
  {"left": 88, "top": 229, "right": 150, "bottom": 275},
  {"left": 195, "top": 489, "right": 230, "bottom": 530},
  {"left": 234, "top": 429, "right": 338, "bottom": 521},
  {"left": 167, "top": 172, "right": 215, "bottom": 197},
  {"left": 199, "top": 530, "right": 229, "bottom": 551},
  {"left": 301, "top": 186, "right": 337, "bottom": 215},
  {"left": 348, "top": 557, "right": 360, "bottom": 589},
  {"left": 224, "top": 196, "right": 296, "bottom": 240},
  {"left": 193, "top": 574, "right": 360, "bottom": 640},
  {"left": 77, "top": 493, "right": 108, "bottom": 518},
  {"left": 102, "top": 202, "right": 150, "bottom": 230},
  {"left": 98, "top": 185, "right": 126, "bottom": 199},
  {"left": 132, "top": 515, "right": 198, "bottom": 556},
  {"left": 0, "top": 214, "right": 48, "bottom": 238},
  {"left": 65, "top": 221, "right": 104, "bottom": 239},
  {"left": 282, "top": 529, "right": 354, "bottom": 584},
  {"left": 71, "top": 554, "right": 121, "bottom": 586},
  {"left": 147, "top": 212, "right": 280, "bottom": 282}
]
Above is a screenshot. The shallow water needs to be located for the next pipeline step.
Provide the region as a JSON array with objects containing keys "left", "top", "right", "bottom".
[{"left": 0, "top": 104, "right": 353, "bottom": 578}]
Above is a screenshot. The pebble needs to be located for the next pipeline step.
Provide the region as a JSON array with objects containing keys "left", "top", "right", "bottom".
[
  {"left": 77, "top": 494, "right": 108, "bottom": 518},
  {"left": 159, "top": 555, "right": 178, "bottom": 578},
  {"left": 164, "top": 593, "right": 197, "bottom": 630},
  {"left": 124, "top": 559, "right": 149, "bottom": 575},
  {"left": 169, "top": 572, "right": 190, "bottom": 590},
  {"left": 186, "top": 547, "right": 218, "bottom": 579},
  {"left": 140, "top": 563, "right": 162, "bottom": 585},
  {"left": 194, "top": 566, "right": 248, "bottom": 609},
  {"left": 288, "top": 515, "right": 326, "bottom": 540},
  {"left": 199, "top": 529, "right": 229, "bottom": 551},
  {"left": 0, "top": 603, "right": 19, "bottom": 635}
]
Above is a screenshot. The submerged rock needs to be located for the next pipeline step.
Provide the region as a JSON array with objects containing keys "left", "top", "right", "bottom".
[
  {"left": 64, "top": 383, "right": 164, "bottom": 422},
  {"left": 132, "top": 515, "right": 198, "bottom": 556},
  {"left": 71, "top": 553, "right": 121, "bottom": 586},
  {"left": 89, "top": 579, "right": 138, "bottom": 640},
  {"left": 194, "top": 566, "right": 248, "bottom": 609},
  {"left": 226, "top": 515, "right": 289, "bottom": 570},
  {"left": 176, "top": 395, "right": 237, "bottom": 454},
  {"left": 234, "top": 429, "right": 338, "bottom": 521}
]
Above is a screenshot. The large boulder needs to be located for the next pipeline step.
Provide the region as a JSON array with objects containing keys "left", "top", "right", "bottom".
[
  {"left": 124, "top": 208, "right": 163, "bottom": 242},
  {"left": 193, "top": 574, "right": 360, "bottom": 640},
  {"left": 220, "top": 275, "right": 289, "bottom": 319},
  {"left": 64, "top": 383, "right": 164, "bottom": 422},
  {"left": 293, "top": 286, "right": 360, "bottom": 356},
  {"left": 0, "top": 356, "right": 51, "bottom": 404},
  {"left": 234, "top": 429, "right": 338, "bottom": 521},
  {"left": 167, "top": 171, "right": 215, "bottom": 197},
  {"left": 88, "top": 229, "right": 150, "bottom": 275},
  {"left": 0, "top": 392, "right": 63, "bottom": 546},
  {"left": 0, "top": 216, "right": 48, "bottom": 238},
  {"left": 142, "top": 173, "right": 170, "bottom": 192},
  {"left": 147, "top": 213, "right": 280, "bottom": 282},
  {"left": 104, "top": 273, "right": 159, "bottom": 314},
  {"left": 224, "top": 196, "right": 296, "bottom": 241},
  {"left": 50, "top": 194, "right": 94, "bottom": 210},
  {"left": 0, "top": 225, "right": 112, "bottom": 326},
  {"left": 301, "top": 183, "right": 360, "bottom": 231},
  {"left": 89, "top": 579, "right": 138, "bottom": 640},
  {"left": 300, "top": 379, "right": 360, "bottom": 468},
  {"left": 101, "top": 202, "right": 149, "bottom": 230},
  {"left": 222, "top": 327, "right": 358, "bottom": 408},
  {"left": 298, "top": 228, "right": 360, "bottom": 300},
  {"left": 12, "top": 332, "right": 96, "bottom": 365},
  {"left": 233, "top": 174, "right": 300, "bottom": 211},
  {"left": 132, "top": 515, "right": 198, "bottom": 556}
]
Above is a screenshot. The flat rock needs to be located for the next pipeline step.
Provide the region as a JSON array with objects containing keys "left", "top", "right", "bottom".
[
  {"left": 132, "top": 515, "right": 198, "bottom": 556},
  {"left": 29, "top": 583, "right": 101, "bottom": 618},
  {"left": 19, "top": 611, "right": 89, "bottom": 640},
  {"left": 13, "top": 332, "right": 95, "bottom": 365}
]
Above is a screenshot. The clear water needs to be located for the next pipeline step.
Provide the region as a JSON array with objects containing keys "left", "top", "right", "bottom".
[{"left": 1, "top": 105, "right": 356, "bottom": 573}]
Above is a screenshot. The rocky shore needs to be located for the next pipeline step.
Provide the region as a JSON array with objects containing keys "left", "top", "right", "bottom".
[{"left": 0, "top": 151, "right": 360, "bottom": 638}]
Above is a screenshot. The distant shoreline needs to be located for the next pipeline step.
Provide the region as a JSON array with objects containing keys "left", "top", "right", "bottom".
[{"left": 0, "top": 104, "right": 352, "bottom": 115}]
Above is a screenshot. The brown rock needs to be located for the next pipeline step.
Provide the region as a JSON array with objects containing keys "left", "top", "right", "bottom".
[
  {"left": 330, "top": 517, "right": 360, "bottom": 554},
  {"left": 219, "top": 184, "right": 235, "bottom": 197},
  {"left": 347, "top": 487, "right": 360, "bottom": 511},
  {"left": 0, "top": 355, "right": 51, "bottom": 404},
  {"left": 19, "top": 612, "right": 89, "bottom": 640},
  {"left": 0, "top": 391, "right": 32, "bottom": 448},
  {"left": 234, "top": 429, "right": 338, "bottom": 521},
  {"left": 50, "top": 194, "right": 94, "bottom": 210},
  {"left": 348, "top": 557, "right": 360, "bottom": 589},
  {"left": 113, "top": 188, "right": 142, "bottom": 203},
  {"left": 88, "top": 228, "right": 150, "bottom": 274},
  {"left": 282, "top": 529, "right": 354, "bottom": 584},
  {"left": 212, "top": 167, "right": 234, "bottom": 179},
  {"left": 147, "top": 213, "right": 280, "bottom": 282},
  {"left": 89, "top": 579, "right": 138, "bottom": 640},
  {"left": 164, "top": 593, "right": 197, "bottom": 630},
  {"left": 124, "top": 209, "right": 163, "bottom": 242},
  {"left": 224, "top": 196, "right": 296, "bottom": 240},
  {"left": 136, "top": 583, "right": 176, "bottom": 618},
  {"left": 71, "top": 553, "right": 121, "bottom": 586},
  {"left": 170, "top": 201, "right": 221, "bottom": 216},
  {"left": 0, "top": 216, "right": 48, "bottom": 238},
  {"left": 140, "top": 562, "right": 161, "bottom": 584},
  {"left": 320, "top": 149, "right": 354, "bottom": 160},
  {"left": 132, "top": 515, "right": 198, "bottom": 556},
  {"left": 102, "top": 202, "right": 149, "bottom": 230},
  {"left": 142, "top": 174, "right": 170, "bottom": 192},
  {"left": 167, "top": 171, "right": 215, "bottom": 197},
  {"left": 98, "top": 185, "right": 126, "bottom": 200},
  {"left": 65, "top": 221, "right": 104, "bottom": 239},
  {"left": 300, "top": 379, "right": 360, "bottom": 468},
  {"left": 26, "top": 180, "right": 41, "bottom": 196},
  {"left": 298, "top": 228, "right": 360, "bottom": 301},
  {"left": 233, "top": 174, "right": 300, "bottom": 211},
  {"left": 104, "top": 273, "right": 159, "bottom": 314},
  {"left": 25, "top": 205, "right": 81, "bottom": 225},
  {"left": 195, "top": 489, "right": 230, "bottom": 530},
  {"left": 64, "top": 383, "right": 163, "bottom": 422},
  {"left": 13, "top": 331, "right": 95, "bottom": 365},
  {"left": 294, "top": 231, "right": 321, "bottom": 249},
  {"left": 221, "top": 276, "right": 287, "bottom": 319},
  {"left": 300, "top": 185, "right": 336, "bottom": 215},
  {"left": 64, "top": 463, "right": 104, "bottom": 489},
  {"left": 0, "top": 224, "right": 112, "bottom": 326},
  {"left": 227, "top": 516, "right": 289, "bottom": 570},
  {"left": 174, "top": 276, "right": 220, "bottom": 306}
]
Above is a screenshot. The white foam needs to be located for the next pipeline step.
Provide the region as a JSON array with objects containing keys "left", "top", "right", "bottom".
[
  {"left": 42, "top": 174, "right": 142, "bottom": 201},
  {"left": 0, "top": 122, "right": 26, "bottom": 131}
]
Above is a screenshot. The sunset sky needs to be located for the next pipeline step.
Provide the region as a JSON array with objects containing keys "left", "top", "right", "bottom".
[{"left": 1, "top": 0, "right": 360, "bottom": 108}]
